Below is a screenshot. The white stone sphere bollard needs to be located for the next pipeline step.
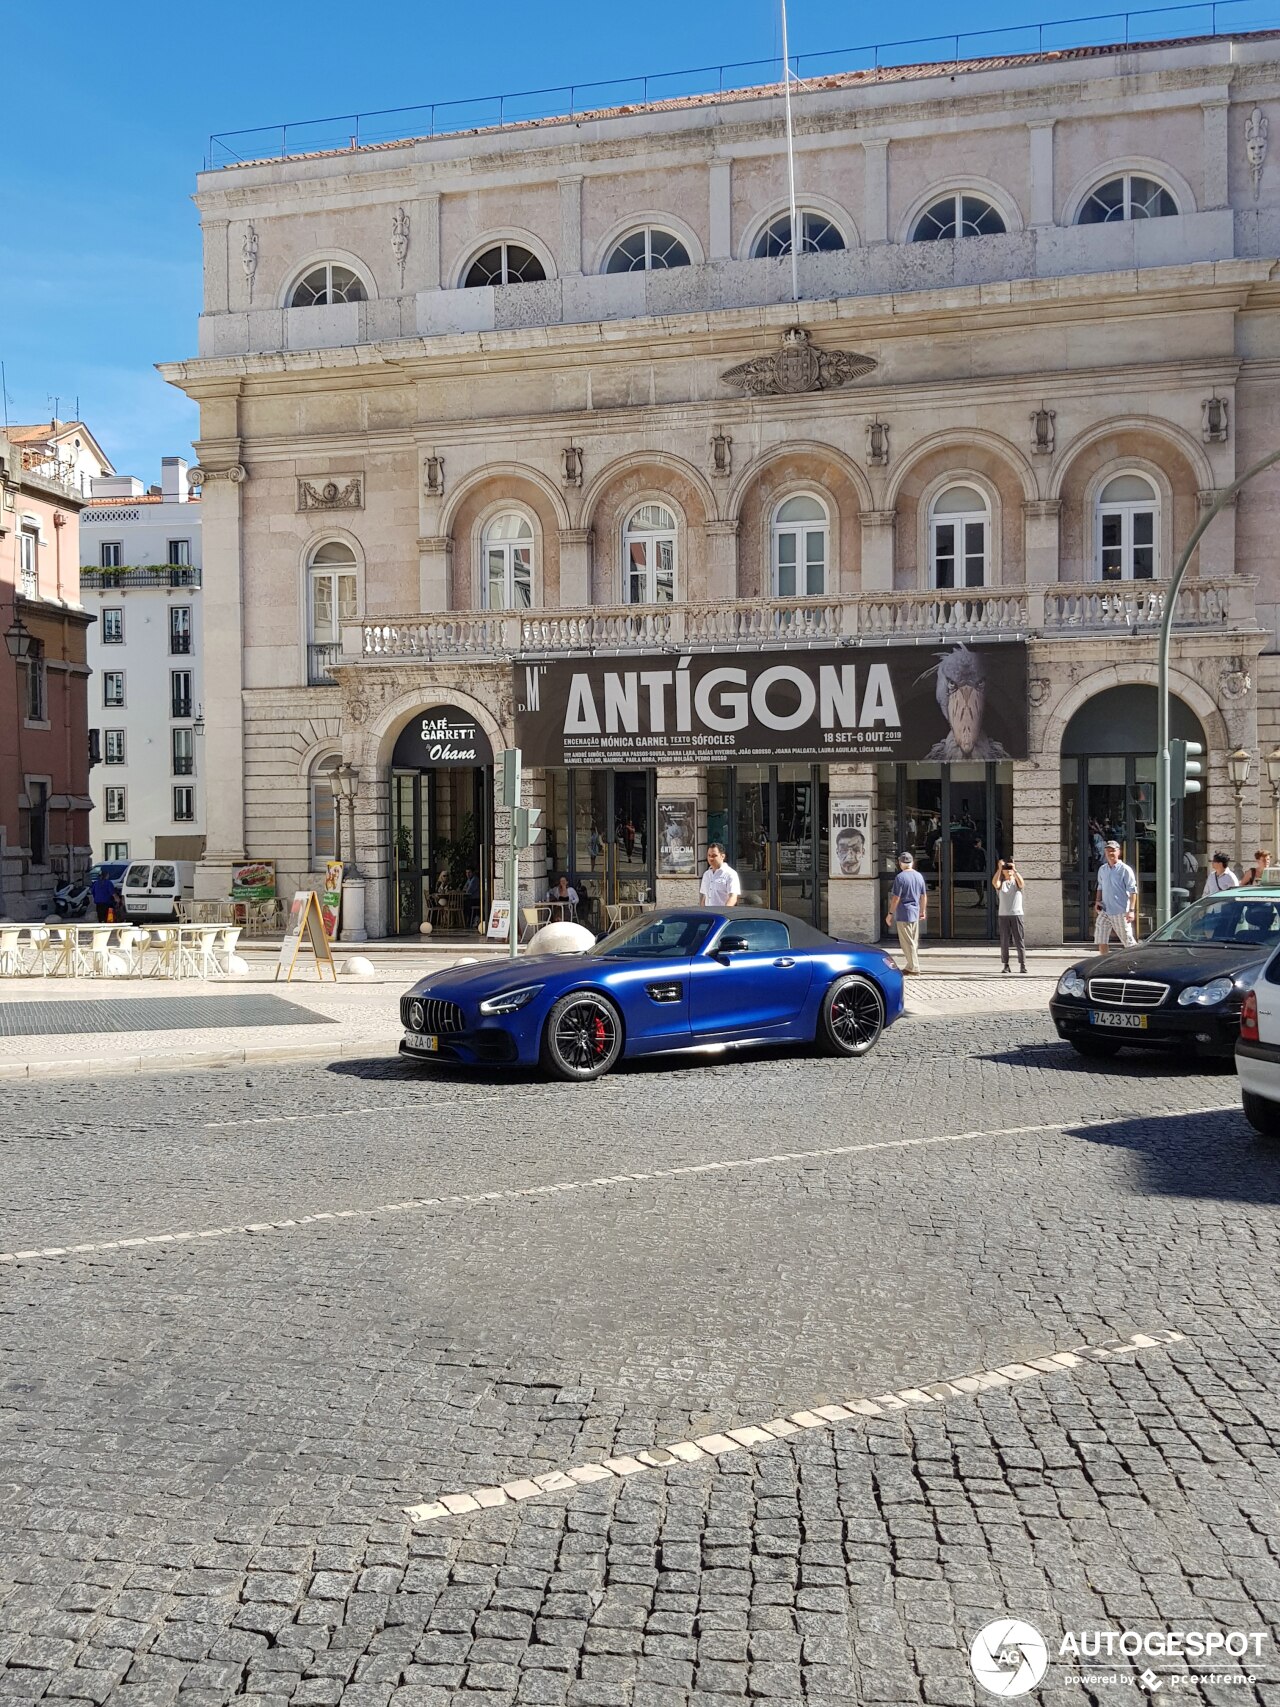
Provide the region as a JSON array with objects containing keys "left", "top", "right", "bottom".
[
  {"left": 419, "top": 919, "right": 433, "bottom": 935},
  {"left": 452, "top": 956, "right": 480, "bottom": 967},
  {"left": 528, "top": 921, "right": 596, "bottom": 956},
  {"left": 342, "top": 955, "right": 377, "bottom": 978},
  {"left": 226, "top": 954, "right": 251, "bottom": 976}
]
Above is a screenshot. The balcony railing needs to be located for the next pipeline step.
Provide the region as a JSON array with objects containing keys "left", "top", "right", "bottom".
[
  {"left": 308, "top": 641, "right": 342, "bottom": 685},
  {"left": 81, "top": 566, "right": 202, "bottom": 590},
  {"left": 346, "top": 579, "right": 1255, "bottom": 663}
]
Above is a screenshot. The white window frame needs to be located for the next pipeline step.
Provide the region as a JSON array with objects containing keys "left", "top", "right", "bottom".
[
  {"left": 310, "top": 754, "right": 341, "bottom": 865},
  {"left": 19, "top": 527, "right": 38, "bottom": 595},
  {"left": 928, "top": 487, "right": 991, "bottom": 591},
  {"left": 481, "top": 513, "right": 535, "bottom": 610},
  {"left": 170, "top": 669, "right": 193, "bottom": 718},
  {"left": 102, "top": 607, "right": 124, "bottom": 644},
  {"left": 771, "top": 493, "right": 830, "bottom": 598},
  {"left": 604, "top": 228, "right": 692, "bottom": 273},
  {"left": 1094, "top": 473, "right": 1159, "bottom": 582},
  {"left": 751, "top": 209, "right": 846, "bottom": 258},
  {"left": 172, "top": 786, "right": 195, "bottom": 823},
  {"left": 461, "top": 242, "right": 548, "bottom": 288},
  {"left": 100, "top": 541, "right": 122, "bottom": 568},
  {"left": 1076, "top": 172, "right": 1179, "bottom": 224},
  {"left": 169, "top": 605, "right": 192, "bottom": 654},
  {"left": 622, "top": 504, "right": 678, "bottom": 605},
  {"left": 289, "top": 262, "right": 368, "bottom": 307},
  {"left": 25, "top": 645, "right": 46, "bottom": 722},
  {"left": 104, "top": 729, "right": 126, "bottom": 765},
  {"left": 104, "top": 786, "right": 127, "bottom": 823},
  {"left": 306, "top": 546, "right": 359, "bottom": 683},
  {"left": 167, "top": 538, "right": 191, "bottom": 566},
  {"left": 103, "top": 841, "right": 129, "bottom": 861},
  {"left": 910, "top": 192, "right": 1007, "bottom": 241},
  {"left": 172, "top": 727, "right": 195, "bottom": 777},
  {"left": 103, "top": 670, "right": 125, "bottom": 708}
]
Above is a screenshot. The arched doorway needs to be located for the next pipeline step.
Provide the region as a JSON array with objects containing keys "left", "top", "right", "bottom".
[
  {"left": 389, "top": 705, "right": 494, "bottom": 936},
  {"left": 1060, "top": 685, "right": 1206, "bottom": 940}
]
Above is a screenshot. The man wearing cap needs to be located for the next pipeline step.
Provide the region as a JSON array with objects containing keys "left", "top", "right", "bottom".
[
  {"left": 886, "top": 850, "right": 928, "bottom": 974},
  {"left": 1094, "top": 840, "right": 1138, "bottom": 952}
]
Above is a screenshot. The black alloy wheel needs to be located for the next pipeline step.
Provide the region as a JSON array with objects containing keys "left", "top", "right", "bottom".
[
  {"left": 543, "top": 991, "right": 624, "bottom": 1081},
  {"left": 819, "top": 974, "right": 884, "bottom": 1057}
]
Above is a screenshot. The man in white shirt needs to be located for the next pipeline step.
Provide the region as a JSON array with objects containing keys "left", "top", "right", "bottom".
[
  {"left": 699, "top": 843, "right": 741, "bottom": 907},
  {"left": 1204, "top": 852, "right": 1239, "bottom": 896}
]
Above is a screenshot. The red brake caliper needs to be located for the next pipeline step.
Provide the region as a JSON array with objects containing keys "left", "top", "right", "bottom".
[{"left": 593, "top": 1016, "right": 607, "bottom": 1057}]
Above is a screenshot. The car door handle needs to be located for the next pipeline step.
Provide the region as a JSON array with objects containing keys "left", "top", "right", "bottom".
[{"left": 773, "top": 957, "right": 796, "bottom": 968}]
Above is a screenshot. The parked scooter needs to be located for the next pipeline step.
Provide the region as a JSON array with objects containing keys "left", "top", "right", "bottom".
[{"left": 53, "top": 878, "right": 93, "bottom": 919}]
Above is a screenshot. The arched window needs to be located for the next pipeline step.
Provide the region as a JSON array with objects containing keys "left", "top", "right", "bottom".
[
  {"left": 483, "top": 513, "right": 534, "bottom": 610},
  {"left": 772, "top": 494, "right": 829, "bottom": 597},
  {"left": 290, "top": 264, "right": 367, "bottom": 307},
  {"left": 605, "top": 228, "right": 691, "bottom": 272},
  {"left": 1096, "top": 473, "right": 1158, "bottom": 581},
  {"left": 623, "top": 503, "right": 677, "bottom": 605},
  {"left": 752, "top": 210, "right": 845, "bottom": 258},
  {"left": 929, "top": 485, "right": 990, "bottom": 590},
  {"left": 462, "top": 243, "right": 547, "bottom": 287},
  {"left": 307, "top": 541, "right": 357, "bottom": 683},
  {"left": 1077, "top": 174, "right": 1178, "bottom": 224},
  {"left": 911, "top": 193, "right": 1007, "bottom": 241},
  {"left": 310, "top": 754, "right": 341, "bottom": 864}
]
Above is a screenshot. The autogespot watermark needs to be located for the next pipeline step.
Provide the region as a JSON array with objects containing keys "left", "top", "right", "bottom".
[{"left": 968, "top": 1619, "right": 1266, "bottom": 1696}]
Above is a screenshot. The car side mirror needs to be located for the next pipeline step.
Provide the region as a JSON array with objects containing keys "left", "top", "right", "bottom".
[{"left": 716, "top": 934, "right": 750, "bottom": 960}]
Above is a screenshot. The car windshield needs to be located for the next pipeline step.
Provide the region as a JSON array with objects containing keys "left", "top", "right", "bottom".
[
  {"left": 590, "top": 912, "right": 716, "bottom": 959},
  {"left": 1149, "top": 892, "right": 1280, "bottom": 948}
]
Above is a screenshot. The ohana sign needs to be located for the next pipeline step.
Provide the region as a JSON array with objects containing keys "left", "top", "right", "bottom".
[
  {"left": 514, "top": 643, "right": 1028, "bottom": 766},
  {"left": 392, "top": 705, "right": 493, "bottom": 769}
]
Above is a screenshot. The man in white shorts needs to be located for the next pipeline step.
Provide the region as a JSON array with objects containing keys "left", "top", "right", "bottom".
[
  {"left": 1094, "top": 839, "right": 1138, "bottom": 951},
  {"left": 699, "top": 843, "right": 741, "bottom": 907}
]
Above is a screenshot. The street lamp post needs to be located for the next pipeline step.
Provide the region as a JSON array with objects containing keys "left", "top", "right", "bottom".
[
  {"left": 1157, "top": 444, "right": 1280, "bottom": 926},
  {"left": 1266, "top": 747, "right": 1280, "bottom": 862},
  {"left": 330, "top": 762, "right": 368, "bottom": 943},
  {"left": 5, "top": 612, "right": 33, "bottom": 659},
  {"left": 1227, "top": 748, "right": 1253, "bottom": 874}
]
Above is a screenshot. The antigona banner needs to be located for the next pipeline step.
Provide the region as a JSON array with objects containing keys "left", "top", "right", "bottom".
[{"left": 514, "top": 642, "right": 1028, "bottom": 766}]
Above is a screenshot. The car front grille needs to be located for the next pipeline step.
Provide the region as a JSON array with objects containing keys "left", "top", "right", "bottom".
[
  {"left": 1086, "top": 978, "right": 1169, "bottom": 1009},
  {"left": 401, "top": 994, "right": 466, "bottom": 1034}
]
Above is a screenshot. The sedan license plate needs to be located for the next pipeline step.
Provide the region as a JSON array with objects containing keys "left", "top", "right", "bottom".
[
  {"left": 404, "top": 1032, "right": 439, "bottom": 1052},
  {"left": 1089, "top": 1011, "right": 1147, "bottom": 1030}
]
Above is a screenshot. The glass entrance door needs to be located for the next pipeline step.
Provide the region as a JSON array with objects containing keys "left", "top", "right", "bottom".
[
  {"left": 713, "top": 764, "right": 829, "bottom": 928},
  {"left": 390, "top": 767, "right": 489, "bottom": 936},
  {"left": 565, "top": 769, "right": 655, "bottom": 931},
  {"left": 882, "top": 762, "right": 1011, "bottom": 939},
  {"left": 1062, "top": 754, "right": 1197, "bottom": 940}
]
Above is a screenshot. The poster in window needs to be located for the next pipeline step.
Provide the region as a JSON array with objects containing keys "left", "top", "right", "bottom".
[
  {"left": 231, "top": 860, "right": 276, "bottom": 902},
  {"left": 657, "top": 798, "right": 697, "bottom": 875},
  {"left": 830, "top": 797, "right": 871, "bottom": 878}
]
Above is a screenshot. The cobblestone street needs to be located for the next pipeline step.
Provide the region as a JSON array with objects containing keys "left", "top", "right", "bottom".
[{"left": 3, "top": 1006, "right": 1280, "bottom": 1706}]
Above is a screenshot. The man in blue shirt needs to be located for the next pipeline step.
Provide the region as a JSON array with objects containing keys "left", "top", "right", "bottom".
[
  {"left": 886, "top": 850, "right": 928, "bottom": 974},
  {"left": 1094, "top": 839, "right": 1138, "bottom": 951},
  {"left": 90, "top": 867, "right": 118, "bottom": 922}
]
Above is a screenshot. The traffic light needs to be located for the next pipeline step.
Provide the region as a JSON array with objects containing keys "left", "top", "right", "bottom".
[
  {"left": 499, "top": 748, "right": 521, "bottom": 810},
  {"left": 513, "top": 806, "right": 543, "bottom": 850},
  {"left": 1170, "top": 739, "right": 1204, "bottom": 801}
]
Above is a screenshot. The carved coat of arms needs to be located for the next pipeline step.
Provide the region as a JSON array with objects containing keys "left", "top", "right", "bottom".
[{"left": 721, "top": 327, "right": 877, "bottom": 395}]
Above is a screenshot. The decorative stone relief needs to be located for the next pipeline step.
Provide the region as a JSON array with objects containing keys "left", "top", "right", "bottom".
[
  {"left": 866, "top": 419, "right": 890, "bottom": 467},
  {"left": 1246, "top": 106, "right": 1269, "bottom": 201},
  {"left": 1027, "top": 678, "right": 1052, "bottom": 707},
  {"left": 392, "top": 206, "right": 411, "bottom": 289},
  {"left": 297, "top": 477, "right": 363, "bottom": 512},
  {"left": 710, "top": 429, "right": 732, "bottom": 478},
  {"left": 1201, "top": 397, "right": 1229, "bottom": 443},
  {"left": 241, "top": 223, "right": 259, "bottom": 304},
  {"left": 187, "top": 464, "right": 247, "bottom": 487},
  {"left": 563, "top": 446, "right": 583, "bottom": 487},
  {"left": 423, "top": 454, "right": 445, "bottom": 496},
  {"left": 1220, "top": 667, "right": 1252, "bottom": 700},
  {"left": 1030, "top": 406, "right": 1056, "bottom": 455},
  {"left": 722, "top": 327, "right": 877, "bottom": 395}
]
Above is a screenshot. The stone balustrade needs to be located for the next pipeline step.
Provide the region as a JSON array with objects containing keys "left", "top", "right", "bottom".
[{"left": 345, "top": 578, "right": 1255, "bottom": 664}]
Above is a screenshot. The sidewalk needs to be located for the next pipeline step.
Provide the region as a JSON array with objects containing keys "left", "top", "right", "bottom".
[{"left": 0, "top": 943, "right": 1063, "bottom": 1082}]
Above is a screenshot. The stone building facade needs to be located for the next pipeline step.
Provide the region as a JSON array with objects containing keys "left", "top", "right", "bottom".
[{"left": 163, "top": 27, "right": 1280, "bottom": 944}]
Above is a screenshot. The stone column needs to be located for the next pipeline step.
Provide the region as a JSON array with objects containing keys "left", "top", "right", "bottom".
[
  {"left": 416, "top": 192, "right": 442, "bottom": 290},
  {"left": 863, "top": 140, "right": 889, "bottom": 243},
  {"left": 860, "top": 510, "right": 896, "bottom": 593},
  {"left": 1023, "top": 500, "right": 1061, "bottom": 586},
  {"left": 1011, "top": 756, "right": 1062, "bottom": 945},
  {"left": 655, "top": 768, "right": 704, "bottom": 910},
  {"left": 1029, "top": 122, "right": 1055, "bottom": 225},
  {"left": 419, "top": 536, "right": 452, "bottom": 612},
  {"left": 190, "top": 460, "right": 248, "bottom": 901},
  {"left": 826, "top": 763, "right": 879, "bottom": 941},
  {"left": 702, "top": 520, "right": 739, "bottom": 602},
  {"left": 559, "top": 177, "right": 583, "bottom": 277},
  {"left": 1202, "top": 98, "right": 1230, "bottom": 210},
  {"left": 558, "top": 528, "right": 591, "bottom": 608},
  {"left": 709, "top": 159, "right": 733, "bottom": 259}
]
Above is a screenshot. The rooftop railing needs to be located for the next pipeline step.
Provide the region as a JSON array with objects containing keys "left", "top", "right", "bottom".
[{"left": 208, "top": 1, "right": 1278, "bottom": 169}]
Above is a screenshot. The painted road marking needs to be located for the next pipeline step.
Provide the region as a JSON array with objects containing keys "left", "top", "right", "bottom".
[
  {"left": 0, "top": 1106, "right": 1236, "bottom": 1267},
  {"left": 402, "top": 1328, "right": 1187, "bottom": 1522}
]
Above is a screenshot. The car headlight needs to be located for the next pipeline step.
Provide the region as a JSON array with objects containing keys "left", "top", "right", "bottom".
[
  {"left": 478, "top": 984, "right": 544, "bottom": 1014},
  {"left": 1177, "top": 976, "right": 1236, "bottom": 1007},
  {"left": 1056, "top": 969, "right": 1087, "bottom": 998}
]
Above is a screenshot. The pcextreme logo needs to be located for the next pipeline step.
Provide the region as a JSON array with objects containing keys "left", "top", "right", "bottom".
[{"left": 969, "top": 1620, "right": 1267, "bottom": 1696}]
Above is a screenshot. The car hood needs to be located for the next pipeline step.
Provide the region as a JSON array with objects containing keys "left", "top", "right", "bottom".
[
  {"left": 407, "top": 953, "right": 589, "bottom": 1002},
  {"left": 1071, "top": 942, "right": 1269, "bottom": 986}
]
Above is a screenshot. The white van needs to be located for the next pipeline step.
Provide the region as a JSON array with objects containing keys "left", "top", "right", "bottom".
[{"left": 120, "top": 860, "right": 196, "bottom": 922}]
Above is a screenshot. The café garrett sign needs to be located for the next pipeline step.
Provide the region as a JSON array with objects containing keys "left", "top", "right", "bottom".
[
  {"left": 515, "top": 643, "right": 1028, "bottom": 766},
  {"left": 392, "top": 704, "right": 493, "bottom": 769}
]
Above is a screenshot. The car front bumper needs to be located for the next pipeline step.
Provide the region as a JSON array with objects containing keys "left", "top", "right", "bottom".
[
  {"left": 398, "top": 993, "right": 550, "bottom": 1068},
  {"left": 1049, "top": 997, "right": 1243, "bottom": 1057}
]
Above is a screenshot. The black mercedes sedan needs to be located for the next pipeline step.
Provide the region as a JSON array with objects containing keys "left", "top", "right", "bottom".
[{"left": 1049, "top": 888, "right": 1280, "bottom": 1060}]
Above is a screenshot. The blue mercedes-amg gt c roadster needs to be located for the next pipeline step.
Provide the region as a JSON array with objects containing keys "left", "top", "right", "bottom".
[{"left": 399, "top": 907, "right": 904, "bottom": 1081}]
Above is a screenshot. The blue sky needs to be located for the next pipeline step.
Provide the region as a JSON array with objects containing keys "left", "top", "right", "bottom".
[{"left": 2, "top": 0, "right": 1248, "bottom": 481}]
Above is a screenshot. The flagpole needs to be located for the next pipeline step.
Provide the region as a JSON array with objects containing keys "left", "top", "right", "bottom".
[{"left": 780, "top": 0, "right": 800, "bottom": 303}]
